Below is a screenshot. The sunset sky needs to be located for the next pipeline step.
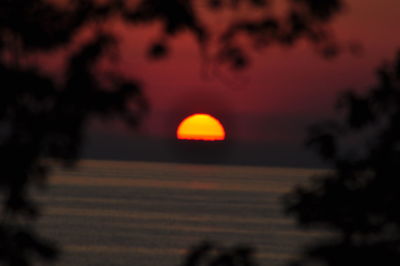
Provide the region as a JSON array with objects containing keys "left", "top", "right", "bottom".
[{"left": 40, "top": 0, "right": 400, "bottom": 167}]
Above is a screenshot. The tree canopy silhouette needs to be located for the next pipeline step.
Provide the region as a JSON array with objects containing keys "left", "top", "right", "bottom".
[
  {"left": 0, "top": 0, "right": 346, "bottom": 265},
  {"left": 181, "top": 241, "right": 257, "bottom": 266},
  {"left": 284, "top": 50, "right": 400, "bottom": 266}
]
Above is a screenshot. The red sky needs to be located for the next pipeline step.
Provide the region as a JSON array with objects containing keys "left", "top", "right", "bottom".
[
  {"left": 97, "top": 0, "right": 399, "bottom": 144},
  {"left": 40, "top": 0, "right": 400, "bottom": 148}
]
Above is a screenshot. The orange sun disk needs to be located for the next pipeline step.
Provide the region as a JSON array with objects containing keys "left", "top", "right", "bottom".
[{"left": 177, "top": 114, "right": 226, "bottom": 141}]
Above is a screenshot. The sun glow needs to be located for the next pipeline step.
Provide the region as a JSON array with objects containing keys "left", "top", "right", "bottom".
[{"left": 177, "top": 114, "right": 226, "bottom": 141}]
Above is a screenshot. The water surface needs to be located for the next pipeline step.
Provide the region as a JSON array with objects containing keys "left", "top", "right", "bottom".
[{"left": 36, "top": 160, "right": 328, "bottom": 266}]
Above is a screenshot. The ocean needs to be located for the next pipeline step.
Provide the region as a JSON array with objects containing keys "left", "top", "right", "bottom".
[{"left": 35, "top": 160, "right": 329, "bottom": 266}]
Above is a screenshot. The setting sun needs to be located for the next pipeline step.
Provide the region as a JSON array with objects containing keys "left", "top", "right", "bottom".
[{"left": 177, "top": 114, "right": 226, "bottom": 141}]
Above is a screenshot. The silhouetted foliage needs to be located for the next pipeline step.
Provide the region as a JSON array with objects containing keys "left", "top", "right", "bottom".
[
  {"left": 0, "top": 0, "right": 346, "bottom": 265},
  {"left": 284, "top": 50, "right": 400, "bottom": 266},
  {"left": 122, "top": 0, "right": 347, "bottom": 68},
  {"left": 181, "top": 241, "right": 257, "bottom": 266},
  {"left": 0, "top": 1, "right": 147, "bottom": 265},
  {"left": 0, "top": 34, "right": 146, "bottom": 265}
]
